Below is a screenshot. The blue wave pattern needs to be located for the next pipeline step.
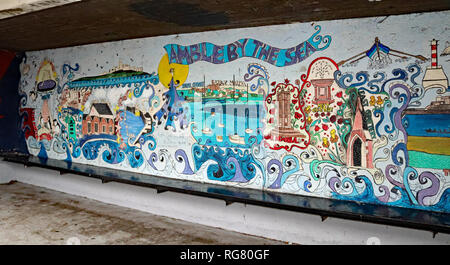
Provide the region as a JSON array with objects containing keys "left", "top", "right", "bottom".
[{"left": 329, "top": 65, "right": 449, "bottom": 212}]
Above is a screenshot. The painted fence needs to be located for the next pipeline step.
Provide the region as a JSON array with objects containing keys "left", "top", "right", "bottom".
[{"left": 14, "top": 11, "right": 450, "bottom": 213}]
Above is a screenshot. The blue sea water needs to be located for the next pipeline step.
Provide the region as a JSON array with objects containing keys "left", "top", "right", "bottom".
[
  {"left": 119, "top": 111, "right": 145, "bottom": 144},
  {"left": 403, "top": 113, "right": 450, "bottom": 137},
  {"left": 187, "top": 101, "right": 264, "bottom": 148}
]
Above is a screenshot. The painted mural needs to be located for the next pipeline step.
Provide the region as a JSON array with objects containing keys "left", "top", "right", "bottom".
[{"left": 16, "top": 11, "right": 450, "bottom": 213}]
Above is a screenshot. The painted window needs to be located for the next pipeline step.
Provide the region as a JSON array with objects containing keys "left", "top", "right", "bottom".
[{"left": 353, "top": 138, "right": 362, "bottom": 167}]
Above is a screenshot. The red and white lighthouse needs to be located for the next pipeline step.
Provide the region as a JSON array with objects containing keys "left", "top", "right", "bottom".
[
  {"left": 422, "top": 38, "right": 449, "bottom": 90},
  {"left": 431, "top": 39, "right": 438, "bottom": 68}
]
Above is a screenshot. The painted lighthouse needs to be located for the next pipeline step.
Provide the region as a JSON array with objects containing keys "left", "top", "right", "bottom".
[{"left": 422, "top": 39, "right": 449, "bottom": 90}]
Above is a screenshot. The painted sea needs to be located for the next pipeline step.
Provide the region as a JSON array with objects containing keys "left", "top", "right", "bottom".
[
  {"left": 187, "top": 100, "right": 265, "bottom": 148},
  {"left": 403, "top": 113, "right": 450, "bottom": 169},
  {"left": 404, "top": 113, "right": 450, "bottom": 137}
]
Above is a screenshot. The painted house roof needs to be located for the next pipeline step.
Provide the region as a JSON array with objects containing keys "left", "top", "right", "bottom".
[{"left": 91, "top": 103, "right": 113, "bottom": 116}]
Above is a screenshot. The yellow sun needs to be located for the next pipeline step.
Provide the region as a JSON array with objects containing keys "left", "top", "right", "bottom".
[{"left": 157, "top": 53, "right": 189, "bottom": 88}]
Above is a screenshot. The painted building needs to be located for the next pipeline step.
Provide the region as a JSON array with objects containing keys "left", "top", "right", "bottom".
[
  {"left": 422, "top": 39, "right": 449, "bottom": 90},
  {"left": 346, "top": 97, "right": 374, "bottom": 168},
  {"left": 82, "top": 103, "right": 115, "bottom": 135}
]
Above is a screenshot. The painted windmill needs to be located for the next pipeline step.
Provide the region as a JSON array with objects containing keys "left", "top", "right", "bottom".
[{"left": 337, "top": 37, "right": 427, "bottom": 68}]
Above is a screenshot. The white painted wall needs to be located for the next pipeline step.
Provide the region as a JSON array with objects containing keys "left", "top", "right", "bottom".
[{"left": 1, "top": 160, "right": 448, "bottom": 245}]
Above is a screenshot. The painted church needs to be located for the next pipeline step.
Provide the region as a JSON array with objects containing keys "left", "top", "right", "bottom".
[{"left": 346, "top": 96, "right": 374, "bottom": 168}]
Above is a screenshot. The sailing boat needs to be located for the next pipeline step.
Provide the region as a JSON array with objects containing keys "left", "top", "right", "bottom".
[
  {"left": 228, "top": 77, "right": 245, "bottom": 145},
  {"left": 217, "top": 75, "right": 226, "bottom": 129},
  {"left": 337, "top": 37, "right": 426, "bottom": 67},
  {"left": 201, "top": 75, "right": 212, "bottom": 135},
  {"left": 245, "top": 83, "right": 253, "bottom": 134},
  {"left": 228, "top": 108, "right": 245, "bottom": 145},
  {"left": 216, "top": 98, "right": 225, "bottom": 142}
]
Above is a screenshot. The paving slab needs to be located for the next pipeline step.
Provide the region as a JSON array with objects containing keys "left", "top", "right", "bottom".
[{"left": 0, "top": 181, "right": 283, "bottom": 245}]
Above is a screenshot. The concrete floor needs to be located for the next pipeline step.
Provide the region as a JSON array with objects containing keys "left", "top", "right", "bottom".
[{"left": 0, "top": 181, "right": 283, "bottom": 245}]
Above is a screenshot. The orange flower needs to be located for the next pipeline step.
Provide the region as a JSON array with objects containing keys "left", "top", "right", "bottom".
[
  {"left": 322, "top": 137, "right": 330, "bottom": 148},
  {"left": 330, "top": 129, "right": 338, "bottom": 143},
  {"left": 305, "top": 106, "right": 311, "bottom": 114}
]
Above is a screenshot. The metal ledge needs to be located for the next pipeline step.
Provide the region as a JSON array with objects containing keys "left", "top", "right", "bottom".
[{"left": 1, "top": 152, "right": 449, "bottom": 235}]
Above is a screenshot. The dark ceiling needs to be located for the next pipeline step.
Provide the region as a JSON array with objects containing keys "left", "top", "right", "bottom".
[{"left": 1, "top": 0, "right": 449, "bottom": 52}]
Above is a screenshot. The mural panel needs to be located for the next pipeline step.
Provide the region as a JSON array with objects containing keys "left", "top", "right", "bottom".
[{"left": 16, "top": 11, "right": 450, "bottom": 213}]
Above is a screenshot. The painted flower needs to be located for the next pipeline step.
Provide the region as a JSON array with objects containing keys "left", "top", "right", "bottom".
[
  {"left": 314, "top": 125, "right": 320, "bottom": 132},
  {"left": 322, "top": 124, "right": 329, "bottom": 131},
  {"left": 330, "top": 129, "right": 338, "bottom": 143},
  {"left": 330, "top": 115, "right": 336, "bottom": 123},
  {"left": 294, "top": 112, "right": 302, "bottom": 119},
  {"left": 336, "top": 91, "right": 343, "bottom": 98},
  {"left": 376, "top": 96, "right": 384, "bottom": 106},
  {"left": 305, "top": 106, "right": 311, "bottom": 114},
  {"left": 322, "top": 137, "right": 330, "bottom": 148}
]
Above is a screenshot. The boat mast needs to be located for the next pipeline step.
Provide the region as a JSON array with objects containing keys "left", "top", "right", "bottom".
[
  {"left": 247, "top": 82, "right": 249, "bottom": 103},
  {"left": 203, "top": 75, "right": 206, "bottom": 126},
  {"left": 233, "top": 74, "right": 236, "bottom": 103}
]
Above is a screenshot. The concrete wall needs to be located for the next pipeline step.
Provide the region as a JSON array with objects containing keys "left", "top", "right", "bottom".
[{"left": 1, "top": 160, "right": 449, "bottom": 244}]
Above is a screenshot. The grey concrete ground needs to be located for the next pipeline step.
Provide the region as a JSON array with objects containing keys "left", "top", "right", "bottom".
[{"left": 0, "top": 181, "right": 283, "bottom": 245}]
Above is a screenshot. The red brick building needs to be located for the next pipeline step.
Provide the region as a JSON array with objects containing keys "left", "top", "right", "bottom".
[{"left": 82, "top": 103, "right": 115, "bottom": 136}]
